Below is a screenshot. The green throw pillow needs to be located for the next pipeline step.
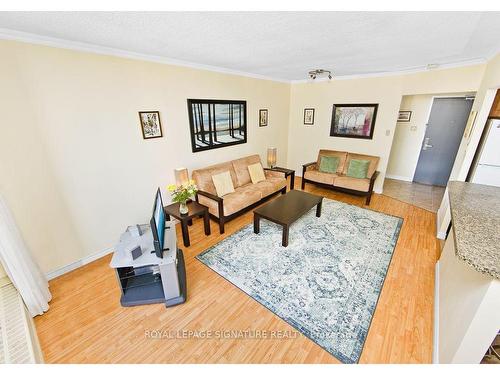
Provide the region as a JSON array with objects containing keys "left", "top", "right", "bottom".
[
  {"left": 346, "top": 159, "right": 370, "bottom": 179},
  {"left": 319, "top": 156, "right": 340, "bottom": 174}
]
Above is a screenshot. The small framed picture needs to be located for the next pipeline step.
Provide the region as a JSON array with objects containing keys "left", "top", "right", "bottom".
[
  {"left": 397, "top": 111, "right": 412, "bottom": 122},
  {"left": 304, "top": 108, "right": 315, "bottom": 125},
  {"left": 259, "top": 109, "right": 268, "bottom": 127},
  {"left": 139, "top": 111, "right": 163, "bottom": 139}
]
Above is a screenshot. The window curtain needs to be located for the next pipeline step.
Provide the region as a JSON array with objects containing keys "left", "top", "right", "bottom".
[{"left": 0, "top": 193, "right": 51, "bottom": 316}]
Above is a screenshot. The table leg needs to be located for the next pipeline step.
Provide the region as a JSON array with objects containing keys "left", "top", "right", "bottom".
[
  {"left": 253, "top": 214, "right": 260, "bottom": 234},
  {"left": 316, "top": 199, "right": 323, "bottom": 217},
  {"left": 187, "top": 218, "right": 193, "bottom": 226},
  {"left": 166, "top": 214, "right": 171, "bottom": 221},
  {"left": 290, "top": 171, "right": 295, "bottom": 190},
  {"left": 203, "top": 210, "right": 210, "bottom": 235},
  {"left": 181, "top": 220, "right": 190, "bottom": 247},
  {"left": 282, "top": 224, "right": 289, "bottom": 247}
]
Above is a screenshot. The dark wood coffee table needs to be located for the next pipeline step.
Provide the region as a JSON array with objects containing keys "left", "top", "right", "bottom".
[{"left": 253, "top": 190, "right": 323, "bottom": 247}]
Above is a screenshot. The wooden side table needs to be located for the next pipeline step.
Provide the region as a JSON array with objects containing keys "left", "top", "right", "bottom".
[
  {"left": 164, "top": 201, "right": 210, "bottom": 247},
  {"left": 265, "top": 166, "right": 296, "bottom": 190}
]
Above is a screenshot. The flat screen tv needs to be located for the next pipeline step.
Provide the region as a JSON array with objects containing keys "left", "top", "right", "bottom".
[{"left": 150, "top": 188, "right": 165, "bottom": 258}]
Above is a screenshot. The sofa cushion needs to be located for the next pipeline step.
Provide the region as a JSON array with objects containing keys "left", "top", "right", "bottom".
[
  {"left": 253, "top": 177, "right": 287, "bottom": 197},
  {"left": 212, "top": 171, "right": 235, "bottom": 197},
  {"left": 304, "top": 170, "right": 336, "bottom": 185},
  {"left": 192, "top": 161, "right": 239, "bottom": 195},
  {"left": 346, "top": 159, "right": 370, "bottom": 179},
  {"left": 317, "top": 150, "right": 348, "bottom": 174},
  {"left": 199, "top": 184, "right": 262, "bottom": 217},
  {"left": 333, "top": 176, "right": 370, "bottom": 192},
  {"left": 319, "top": 156, "right": 340, "bottom": 174},
  {"left": 343, "top": 153, "right": 379, "bottom": 178},
  {"left": 248, "top": 162, "right": 266, "bottom": 184},
  {"left": 232, "top": 154, "right": 262, "bottom": 186}
]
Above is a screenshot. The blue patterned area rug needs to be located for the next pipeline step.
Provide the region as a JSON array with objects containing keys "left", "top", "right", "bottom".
[{"left": 196, "top": 198, "right": 403, "bottom": 363}]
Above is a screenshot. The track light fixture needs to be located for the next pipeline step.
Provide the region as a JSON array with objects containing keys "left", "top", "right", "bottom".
[{"left": 308, "top": 69, "right": 333, "bottom": 80}]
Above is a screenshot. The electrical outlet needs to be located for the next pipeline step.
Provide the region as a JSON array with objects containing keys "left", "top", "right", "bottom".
[
  {"left": 385, "top": 130, "right": 391, "bottom": 136},
  {"left": 410, "top": 126, "right": 417, "bottom": 131}
]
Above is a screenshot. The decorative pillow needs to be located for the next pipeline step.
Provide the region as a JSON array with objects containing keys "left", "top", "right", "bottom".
[
  {"left": 248, "top": 163, "right": 266, "bottom": 184},
  {"left": 212, "top": 171, "right": 235, "bottom": 197},
  {"left": 319, "top": 156, "right": 340, "bottom": 174},
  {"left": 346, "top": 159, "right": 370, "bottom": 179}
]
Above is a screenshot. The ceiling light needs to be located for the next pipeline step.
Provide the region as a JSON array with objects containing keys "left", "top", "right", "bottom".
[{"left": 308, "top": 69, "right": 333, "bottom": 81}]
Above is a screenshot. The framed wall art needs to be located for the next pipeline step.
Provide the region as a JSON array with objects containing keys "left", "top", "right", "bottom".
[
  {"left": 304, "top": 108, "right": 315, "bottom": 125},
  {"left": 330, "top": 104, "right": 378, "bottom": 139},
  {"left": 259, "top": 109, "right": 268, "bottom": 127},
  {"left": 138, "top": 111, "right": 163, "bottom": 139}
]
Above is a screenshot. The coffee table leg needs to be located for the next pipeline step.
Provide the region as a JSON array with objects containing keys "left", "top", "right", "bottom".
[
  {"left": 282, "top": 224, "right": 289, "bottom": 247},
  {"left": 181, "top": 220, "right": 190, "bottom": 247},
  {"left": 316, "top": 199, "right": 323, "bottom": 217},
  {"left": 254, "top": 214, "right": 260, "bottom": 234},
  {"left": 290, "top": 171, "right": 295, "bottom": 190},
  {"left": 203, "top": 210, "right": 210, "bottom": 235}
]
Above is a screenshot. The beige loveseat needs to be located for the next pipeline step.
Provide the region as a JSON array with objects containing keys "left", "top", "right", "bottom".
[
  {"left": 302, "top": 150, "right": 380, "bottom": 205},
  {"left": 192, "top": 154, "right": 287, "bottom": 233}
]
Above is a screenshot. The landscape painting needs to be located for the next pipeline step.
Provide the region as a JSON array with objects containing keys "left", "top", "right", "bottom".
[
  {"left": 187, "top": 99, "right": 247, "bottom": 152},
  {"left": 330, "top": 104, "right": 378, "bottom": 139}
]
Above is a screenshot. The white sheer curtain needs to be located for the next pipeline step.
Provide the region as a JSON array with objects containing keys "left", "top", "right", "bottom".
[{"left": 0, "top": 193, "right": 51, "bottom": 316}]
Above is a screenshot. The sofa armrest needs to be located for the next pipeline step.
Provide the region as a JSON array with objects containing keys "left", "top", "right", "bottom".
[
  {"left": 196, "top": 190, "right": 224, "bottom": 218},
  {"left": 196, "top": 190, "right": 223, "bottom": 203},
  {"left": 263, "top": 168, "right": 286, "bottom": 179},
  {"left": 369, "top": 171, "right": 379, "bottom": 190},
  {"left": 302, "top": 161, "right": 317, "bottom": 175}
]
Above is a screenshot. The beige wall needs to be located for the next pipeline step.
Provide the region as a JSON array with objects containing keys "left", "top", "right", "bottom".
[
  {"left": 0, "top": 40, "right": 290, "bottom": 274},
  {"left": 387, "top": 92, "right": 475, "bottom": 182},
  {"left": 287, "top": 65, "right": 485, "bottom": 192}
]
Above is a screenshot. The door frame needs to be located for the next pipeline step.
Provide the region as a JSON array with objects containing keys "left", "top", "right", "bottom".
[{"left": 410, "top": 94, "right": 475, "bottom": 182}]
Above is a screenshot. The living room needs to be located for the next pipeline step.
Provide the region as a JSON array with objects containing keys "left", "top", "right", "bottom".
[{"left": 0, "top": 4, "right": 499, "bottom": 372}]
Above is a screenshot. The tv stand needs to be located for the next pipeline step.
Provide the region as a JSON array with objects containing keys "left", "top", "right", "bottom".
[{"left": 110, "top": 223, "right": 187, "bottom": 308}]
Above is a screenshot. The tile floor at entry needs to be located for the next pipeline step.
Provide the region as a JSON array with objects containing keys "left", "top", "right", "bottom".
[{"left": 383, "top": 178, "right": 445, "bottom": 213}]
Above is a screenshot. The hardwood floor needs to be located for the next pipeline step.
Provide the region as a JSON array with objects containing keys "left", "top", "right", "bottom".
[{"left": 34, "top": 178, "right": 440, "bottom": 363}]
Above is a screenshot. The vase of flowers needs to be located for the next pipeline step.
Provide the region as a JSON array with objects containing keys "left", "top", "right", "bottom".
[{"left": 167, "top": 180, "right": 198, "bottom": 215}]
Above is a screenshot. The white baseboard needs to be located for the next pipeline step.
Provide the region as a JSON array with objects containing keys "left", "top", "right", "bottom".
[
  {"left": 385, "top": 174, "right": 413, "bottom": 182},
  {"left": 433, "top": 261, "right": 440, "bottom": 364},
  {"left": 436, "top": 231, "right": 447, "bottom": 240},
  {"left": 373, "top": 187, "right": 383, "bottom": 194},
  {"left": 46, "top": 247, "right": 113, "bottom": 280}
]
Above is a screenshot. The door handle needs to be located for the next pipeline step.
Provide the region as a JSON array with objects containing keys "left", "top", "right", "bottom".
[{"left": 422, "top": 137, "right": 433, "bottom": 151}]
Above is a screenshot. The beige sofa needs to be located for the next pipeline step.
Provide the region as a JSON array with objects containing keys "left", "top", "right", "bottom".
[
  {"left": 302, "top": 149, "right": 380, "bottom": 205},
  {"left": 192, "top": 154, "right": 287, "bottom": 233}
]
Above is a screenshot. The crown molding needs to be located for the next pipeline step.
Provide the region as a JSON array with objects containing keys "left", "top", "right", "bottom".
[
  {"left": 290, "top": 58, "right": 487, "bottom": 84},
  {"left": 0, "top": 27, "right": 290, "bottom": 84},
  {"left": 0, "top": 27, "right": 492, "bottom": 84}
]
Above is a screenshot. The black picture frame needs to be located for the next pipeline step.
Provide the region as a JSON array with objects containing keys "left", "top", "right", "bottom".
[
  {"left": 330, "top": 104, "right": 378, "bottom": 139},
  {"left": 398, "top": 110, "right": 412, "bottom": 122},
  {"left": 304, "top": 108, "right": 315, "bottom": 125},
  {"left": 138, "top": 111, "right": 163, "bottom": 139},
  {"left": 187, "top": 99, "right": 247, "bottom": 153},
  {"left": 259, "top": 109, "right": 268, "bottom": 127}
]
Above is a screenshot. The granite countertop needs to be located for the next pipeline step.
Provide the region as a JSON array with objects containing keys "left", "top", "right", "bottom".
[{"left": 448, "top": 181, "right": 500, "bottom": 280}]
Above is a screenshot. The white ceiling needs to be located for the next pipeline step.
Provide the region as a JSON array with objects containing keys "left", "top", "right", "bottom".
[{"left": 0, "top": 12, "right": 499, "bottom": 81}]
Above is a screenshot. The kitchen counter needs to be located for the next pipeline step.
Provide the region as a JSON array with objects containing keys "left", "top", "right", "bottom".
[{"left": 448, "top": 181, "right": 500, "bottom": 280}]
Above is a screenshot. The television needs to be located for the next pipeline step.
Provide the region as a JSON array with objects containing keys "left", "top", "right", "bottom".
[{"left": 150, "top": 188, "right": 165, "bottom": 258}]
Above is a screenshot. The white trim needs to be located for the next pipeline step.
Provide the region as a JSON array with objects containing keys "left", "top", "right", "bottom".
[
  {"left": 0, "top": 28, "right": 289, "bottom": 84},
  {"left": 433, "top": 260, "right": 440, "bottom": 364},
  {"left": 290, "top": 58, "right": 487, "bottom": 83},
  {"left": 385, "top": 174, "right": 413, "bottom": 182},
  {"left": 46, "top": 247, "right": 113, "bottom": 280},
  {"left": 373, "top": 187, "right": 383, "bottom": 194},
  {"left": 0, "top": 27, "right": 489, "bottom": 84},
  {"left": 436, "top": 231, "right": 447, "bottom": 240}
]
